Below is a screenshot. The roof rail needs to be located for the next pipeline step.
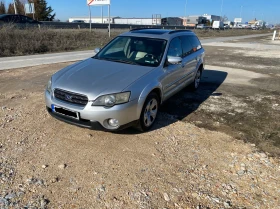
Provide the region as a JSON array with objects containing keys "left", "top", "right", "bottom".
[
  {"left": 168, "top": 29, "right": 192, "bottom": 34},
  {"left": 130, "top": 27, "right": 162, "bottom": 31}
]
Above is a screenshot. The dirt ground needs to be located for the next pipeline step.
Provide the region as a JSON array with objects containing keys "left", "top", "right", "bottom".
[
  {"left": 198, "top": 35, "right": 280, "bottom": 156},
  {"left": 0, "top": 35, "right": 280, "bottom": 208}
]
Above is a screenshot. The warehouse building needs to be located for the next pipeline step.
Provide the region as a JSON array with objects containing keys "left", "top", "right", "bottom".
[
  {"left": 203, "top": 14, "right": 222, "bottom": 22},
  {"left": 68, "top": 17, "right": 161, "bottom": 25},
  {"left": 69, "top": 16, "right": 118, "bottom": 23},
  {"left": 114, "top": 17, "right": 161, "bottom": 25},
  {"left": 181, "top": 16, "right": 207, "bottom": 26},
  {"left": 161, "top": 17, "right": 183, "bottom": 26}
]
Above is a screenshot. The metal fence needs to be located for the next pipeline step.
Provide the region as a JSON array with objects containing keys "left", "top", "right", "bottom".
[{"left": 41, "top": 22, "right": 196, "bottom": 30}]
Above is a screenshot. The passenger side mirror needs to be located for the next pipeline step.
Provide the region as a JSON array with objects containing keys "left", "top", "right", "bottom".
[
  {"left": 167, "top": 56, "right": 182, "bottom": 65},
  {"left": 94, "top": 48, "right": 101, "bottom": 54}
]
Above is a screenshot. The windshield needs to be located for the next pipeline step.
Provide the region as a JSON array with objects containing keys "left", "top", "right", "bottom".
[{"left": 94, "top": 36, "right": 167, "bottom": 67}]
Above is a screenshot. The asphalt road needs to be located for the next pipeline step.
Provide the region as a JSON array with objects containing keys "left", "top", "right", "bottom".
[{"left": 0, "top": 33, "right": 271, "bottom": 71}]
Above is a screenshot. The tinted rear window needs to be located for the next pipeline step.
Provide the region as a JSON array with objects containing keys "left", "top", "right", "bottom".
[
  {"left": 180, "top": 36, "right": 194, "bottom": 57},
  {"left": 188, "top": 36, "right": 202, "bottom": 50},
  {"left": 0, "top": 15, "right": 9, "bottom": 22}
]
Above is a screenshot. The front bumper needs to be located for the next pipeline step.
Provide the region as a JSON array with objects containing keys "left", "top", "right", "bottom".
[{"left": 45, "top": 90, "right": 141, "bottom": 131}]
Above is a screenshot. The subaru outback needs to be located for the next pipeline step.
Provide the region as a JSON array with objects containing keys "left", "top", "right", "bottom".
[{"left": 45, "top": 29, "right": 205, "bottom": 132}]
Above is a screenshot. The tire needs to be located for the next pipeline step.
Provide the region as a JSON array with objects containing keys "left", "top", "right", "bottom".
[
  {"left": 136, "top": 92, "right": 159, "bottom": 132},
  {"left": 190, "top": 68, "right": 202, "bottom": 91}
]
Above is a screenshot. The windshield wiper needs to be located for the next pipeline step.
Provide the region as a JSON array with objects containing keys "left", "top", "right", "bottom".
[
  {"left": 111, "top": 59, "right": 140, "bottom": 65},
  {"left": 96, "top": 57, "right": 140, "bottom": 65}
]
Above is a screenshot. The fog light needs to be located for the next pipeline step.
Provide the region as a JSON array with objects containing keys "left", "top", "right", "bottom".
[{"left": 108, "top": 119, "right": 119, "bottom": 127}]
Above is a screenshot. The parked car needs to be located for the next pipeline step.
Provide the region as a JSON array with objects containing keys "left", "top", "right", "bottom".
[
  {"left": 45, "top": 29, "right": 205, "bottom": 132},
  {"left": 251, "top": 25, "right": 260, "bottom": 30},
  {"left": 223, "top": 25, "right": 230, "bottom": 29},
  {"left": 196, "top": 24, "right": 210, "bottom": 29},
  {"left": 72, "top": 20, "right": 85, "bottom": 23},
  {"left": 234, "top": 24, "right": 243, "bottom": 29},
  {"left": 0, "top": 14, "right": 41, "bottom": 25}
]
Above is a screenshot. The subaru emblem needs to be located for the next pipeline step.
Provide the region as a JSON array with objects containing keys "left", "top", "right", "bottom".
[{"left": 65, "top": 94, "right": 72, "bottom": 101}]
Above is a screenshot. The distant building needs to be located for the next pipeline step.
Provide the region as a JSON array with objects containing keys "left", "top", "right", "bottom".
[
  {"left": 203, "top": 14, "right": 221, "bottom": 23},
  {"left": 255, "top": 20, "right": 266, "bottom": 27},
  {"left": 69, "top": 16, "right": 119, "bottom": 24},
  {"left": 161, "top": 17, "right": 183, "bottom": 26},
  {"left": 249, "top": 19, "right": 257, "bottom": 25},
  {"left": 68, "top": 16, "right": 162, "bottom": 25},
  {"left": 114, "top": 17, "right": 161, "bottom": 25},
  {"left": 181, "top": 16, "right": 207, "bottom": 26}
]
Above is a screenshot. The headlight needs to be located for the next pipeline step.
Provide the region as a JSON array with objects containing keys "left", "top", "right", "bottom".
[
  {"left": 46, "top": 78, "right": 52, "bottom": 93},
  {"left": 92, "top": 92, "right": 131, "bottom": 107}
]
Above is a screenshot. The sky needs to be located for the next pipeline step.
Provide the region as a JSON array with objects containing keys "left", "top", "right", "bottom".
[{"left": 46, "top": 0, "right": 279, "bottom": 24}]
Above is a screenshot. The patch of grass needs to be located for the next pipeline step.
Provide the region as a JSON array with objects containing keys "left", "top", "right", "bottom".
[
  {"left": 0, "top": 26, "right": 270, "bottom": 57},
  {"left": 0, "top": 26, "right": 119, "bottom": 57}
]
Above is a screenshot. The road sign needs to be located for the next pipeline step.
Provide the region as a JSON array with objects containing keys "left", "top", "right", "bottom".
[
  {"left": 25, "top": 3, "right": 35, "bottom": 14},
  {"left": 234, "top": 18, "right": 242, "bottom": 23},
  {"left": 87, "top": 0, "right": 110, "bottom": 6},
  {"left": 87, "top": 0, "right": 111, "bottom": 37}
]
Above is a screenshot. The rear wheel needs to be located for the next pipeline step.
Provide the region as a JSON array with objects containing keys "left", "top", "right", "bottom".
[
  {"left": 190, "top": 68, "right": 202, "bottom": 91},
  {"left": 136, "top": 93, "right": 159, "bottom": 132}
]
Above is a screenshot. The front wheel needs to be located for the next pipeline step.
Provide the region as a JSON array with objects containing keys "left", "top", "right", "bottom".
[{"left": 136, "top": 93, "right": 159, "bottom": 132}]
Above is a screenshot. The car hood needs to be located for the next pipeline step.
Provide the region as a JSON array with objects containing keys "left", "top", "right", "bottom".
[{"left": 52, "top": 58, "right": 155, "bottom": 100}]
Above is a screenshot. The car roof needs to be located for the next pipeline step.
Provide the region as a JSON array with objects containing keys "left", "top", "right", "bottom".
[
  {"left": 119, "top": 29, "right": 197, "bottom": 40},
  {"left": 0, "top": 14, "right": 24, "bottom": 17},
  {"left": 0, "top": 14, "right": 15, "bottom": 17}
]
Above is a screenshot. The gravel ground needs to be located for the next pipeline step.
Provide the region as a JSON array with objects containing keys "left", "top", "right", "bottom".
[
  {"left": 0, "top": 35, "right": 280, "bottom": 208},
  {"left": 0, "top": 86, "right": 279, "bottom": 208}
]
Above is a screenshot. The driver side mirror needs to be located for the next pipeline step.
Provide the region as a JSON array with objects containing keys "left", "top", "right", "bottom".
[
  {"left": 94, "top": 48, "right": 101, "bottom": 54},
  {"left": 167, "top": 56, "right": 182, "bottom": 65}
]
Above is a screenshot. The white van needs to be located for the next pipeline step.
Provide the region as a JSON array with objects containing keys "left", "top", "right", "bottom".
[{"left": 212, "top": 21, "right": 224, "bottom": 29}]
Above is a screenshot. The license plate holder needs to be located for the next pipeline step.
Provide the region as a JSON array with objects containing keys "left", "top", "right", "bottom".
[{"left": 51, "top": 104, "right": 79, "bottom": 120}]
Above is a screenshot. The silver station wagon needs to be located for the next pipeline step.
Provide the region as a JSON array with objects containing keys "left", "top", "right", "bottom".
[{"left": 45, "top": 29, "right": 205, "bottom": 132}]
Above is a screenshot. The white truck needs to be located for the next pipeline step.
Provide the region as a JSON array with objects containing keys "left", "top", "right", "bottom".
[{"left": 212, "top": 21, "right": 224, "bottom": 29}]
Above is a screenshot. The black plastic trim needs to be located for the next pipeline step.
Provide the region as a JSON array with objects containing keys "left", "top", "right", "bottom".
[{"left": 46, "top": 107, "right": 138, "bottom": 131}]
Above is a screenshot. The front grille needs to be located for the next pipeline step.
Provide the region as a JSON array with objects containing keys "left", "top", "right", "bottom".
[{"left": 54, "top": 89, "right": 88, "bottom": 106}]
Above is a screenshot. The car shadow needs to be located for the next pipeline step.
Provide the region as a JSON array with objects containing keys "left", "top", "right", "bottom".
[{"left": 116, "top": 69, "right": 228, "bottom": 134}]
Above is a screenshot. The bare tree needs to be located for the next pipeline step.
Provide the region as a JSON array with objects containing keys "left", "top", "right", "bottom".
[
  {"left": 221, "top": 15, "right": 228, "bottom": 22},
  {"left": 15, "top": 0, "right": 25, "bottom": 14},
  {"left": 7, "top": 3, "right": 14, "bottom": 14},
  {"left": 6, "top": 0, "right": 25, "bottom": 14},
  {"left": 0, "top": 1, "right": 6, "bottom": 14}
]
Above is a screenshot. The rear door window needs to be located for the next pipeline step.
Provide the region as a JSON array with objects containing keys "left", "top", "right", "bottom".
[
  {"left": 20, "top": 15, "right": 35, "bottom": 23},
  {"left": 167, "top": 37, "right": 183, "bottom": 57},
  {"left": 180, "top": 36, "right": 194, "bottom": 57},
  {"left": 11, "top": 15, "right": 21, "bottom": 23},
  {"left": 1, "top": 15, "right": 11, "bottom": 23},
  {"left": 188, "top": 36, "right": 202, "bottom": 51}
]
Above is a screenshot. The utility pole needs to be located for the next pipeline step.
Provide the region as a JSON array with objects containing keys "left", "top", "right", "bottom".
[
  {"left": 101, "top": 6, "right": 103, "bottom": 23},
  {"left": 108, "top": 4, "right": 111, "bottom": 37},
  {"left": 184, "top": 0, "right": 187, "bottom": 26},
  {"left": 184, "top": 0, "right": 187, "bottom": 17},
  {"left": 13, "top": 0, "right": 18, "bottom": 14},
  {"left": 89, "top": 6, "right": 92, "bottom": 32},
  {"left": 220, "top": 0, "right": 224, "bottom": 20}
]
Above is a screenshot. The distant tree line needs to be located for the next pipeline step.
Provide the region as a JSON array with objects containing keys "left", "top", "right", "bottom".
[{"left": 0, "top": 0, "right": 55, "bottom": 21}]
